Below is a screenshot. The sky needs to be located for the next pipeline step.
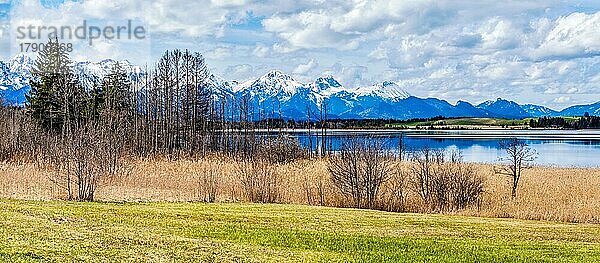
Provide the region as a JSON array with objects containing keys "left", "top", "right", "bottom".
[{"left": 1, "top": 0, "right": 600, "bottom": 110}]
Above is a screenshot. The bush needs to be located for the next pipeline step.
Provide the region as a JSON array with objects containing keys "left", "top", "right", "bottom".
[
  {"left": 237, "top": 158, "right": 280, "bottom": 203},
  {"left": 409, "top": 148, "right": 484, "bottom": 212},
  {"left": 328, "top": 136, "right": 394, "bottom": 209}
]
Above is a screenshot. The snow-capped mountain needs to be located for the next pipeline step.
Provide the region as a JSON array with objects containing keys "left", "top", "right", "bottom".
[
  {"left": 231, "top": 70, "right": 322, "bottom": 118},
  {"left": 560, "top": 102, "right": 600, "bottom": 116},
  {"left": 73, "top": 59, "right": 144, "bottom": 88},
  {"left": 353, "top": 81, "right": 410, "bottom": 102},
  {"left": 2, "top": 54, "right": 600, "bottom": 120},
  {"left": 211, "top": 71, "right": 487, "bottom": 120},
  {"left": 0, "top": 54, "right": 34, "bottom": 105},
  {"left": 200, "top": 74, "right": 600, "bottom": 120},
  {"left": 522, "top": 104, "right": 559, "bottom": 117},
  {"left": 205, "top": 74, "right": 236, "bottom": 99},
  {"left": 236, "top": 70, "right": 304, "bottom": 95},
  {"left": 0, "top": 54, "right": 143, "bottom": 105},
  {"left": 477, "top": 98, "right": 531, "bottom": 119}
]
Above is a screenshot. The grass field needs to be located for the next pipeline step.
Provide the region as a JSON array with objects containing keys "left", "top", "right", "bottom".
[
  {"left": 388, "top": 117, "right": 589, "bottom": 128},
  {"left": 1, "top": 199, "right": 600, "bottom": 262}
]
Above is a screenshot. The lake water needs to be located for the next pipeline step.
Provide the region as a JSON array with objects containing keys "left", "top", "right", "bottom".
[{"left": 274, "top": 129, "right": 600, "bottom": 168}]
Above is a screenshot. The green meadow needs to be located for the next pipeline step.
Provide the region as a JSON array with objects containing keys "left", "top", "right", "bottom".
[{"left": 1, "top": 199, "right": 599, "bottom": 262}]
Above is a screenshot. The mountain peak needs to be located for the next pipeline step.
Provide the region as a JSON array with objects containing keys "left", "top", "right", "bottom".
[
  {"left": 313, "top": 75, "right": 342, "bottom": 91},
  {"left": 455, "top": 100, "right": 472, "bottom": 106},
  {"left": 353, "top": 81, "right": 410, "bottom": 101},
  {"left": 382, "top": 81, "right": 396, "bottom": 87},
  {"left": 238, "top": 70, "right": 304, "bottom": 95},
  {"left": 9, "top": 54, "right": 34, "bottom": 73},
  {"left": 3, "top": 57, "right": 600, "bottom": 119},
  {"left": 263, "top": 70, "right": 290, "bottom": 80},
  {"left": 477, "top": 98, "right": 530, "bottom": 118}
]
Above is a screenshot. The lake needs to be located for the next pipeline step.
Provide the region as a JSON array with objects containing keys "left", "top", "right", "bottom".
[{"left": 272, "top": 129, "right": 600, "bottom": 168}]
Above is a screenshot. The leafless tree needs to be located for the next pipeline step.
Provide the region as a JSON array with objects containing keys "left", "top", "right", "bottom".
[
  {"left": 236, "top": 155, "right": 280, "bottom": 203},
  {"left": 328, "top": 136, "right": 394, "bottom": 209},
  {"left": 495, "top": 137, "right": 538, "bottom": 198},
  {"left": 197, "top": 156, "right": 223, "bottom": 202},
  {"left": 409, "top": 147, "right": 440, "bottom": 205},
  {"left": 409, "top": 148, "right": 484, "bottom": 211},
  {"left": 446, "top": 163, "right": 484, "bottom": 209},
  {"left": 384, "top": 166, "right": 410, "bottom": 212}
]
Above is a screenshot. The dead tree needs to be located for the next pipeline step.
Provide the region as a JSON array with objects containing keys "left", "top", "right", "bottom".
[{"left": 495, "top": 137, "right": 537, "bottom": 198}]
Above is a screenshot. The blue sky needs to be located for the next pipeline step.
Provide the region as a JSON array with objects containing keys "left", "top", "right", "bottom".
[{"left": 1, "top": 0, "right": 600, "bottom": 109}]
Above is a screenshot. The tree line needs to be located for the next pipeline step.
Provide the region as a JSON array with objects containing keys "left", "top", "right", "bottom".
[{"left": 529, "top": 115, "right": 600, "bottom": 129}]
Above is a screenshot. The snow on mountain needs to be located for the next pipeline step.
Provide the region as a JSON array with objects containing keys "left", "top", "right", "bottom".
[
  {"left": 9, "top": 54, "right": 34, "bottom": 74},
  {"left": 0, "top": 54, "right": 34, "bottom": 105},
  {"left": 2, "top": 56, "right": 600, "bottom": 120},
  {"left": 204, "top": 74, "right": 238, "bottom": 103},
  {"left": 310, "top": 75, "right": 345, "bottom": 96},
  {"left": 477, "top": 98, "right": 531, "bottom": 119},
  {"left": 522, "top": 104, "right": 558, "bottom": 117},
  {"left": 235, "top": 70, "right": 304, "bottom": 96},
  {"left": 73, "top": 59, "right": 144, "bottom": 88},
  {"left": 352, "top": 81, "right": 410, "bottom": 101},
  {"left": 311, "top": 75, "right": 342, "bottom": 90},
  {"left": 560, "top": 102, "right": 600, "bottom": 116},
  {"left": 0, "top": 54, "right": 143, "bottom": 105}
]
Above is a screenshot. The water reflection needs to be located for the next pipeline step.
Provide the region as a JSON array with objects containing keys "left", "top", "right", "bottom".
[{"left": 287, "top": 131, "right": 600, "bottom": 168}]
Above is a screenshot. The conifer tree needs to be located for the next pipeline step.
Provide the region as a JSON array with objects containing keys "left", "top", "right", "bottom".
[
  {"left": 26, "top": 38, "right": 85, "bottom": 133},
  {"left": 86, "top": 83, "right": 105, "bottom": 120},
  {"left": 101, "top": 62, "right": 132, "bottom": 115}
]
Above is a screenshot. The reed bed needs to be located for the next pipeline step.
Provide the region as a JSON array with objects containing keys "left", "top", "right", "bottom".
[{"left": 1, "top": 158, "right": 599, "bottom": 223}]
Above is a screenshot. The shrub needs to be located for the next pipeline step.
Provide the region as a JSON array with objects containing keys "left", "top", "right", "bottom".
[{"left": 328, "top": 136, "right": 394, "bottom": 209}]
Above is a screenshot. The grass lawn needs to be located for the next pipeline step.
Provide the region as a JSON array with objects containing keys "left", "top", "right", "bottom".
[{"left": 1, "top": 200, "right": 600, "bottom": 262}]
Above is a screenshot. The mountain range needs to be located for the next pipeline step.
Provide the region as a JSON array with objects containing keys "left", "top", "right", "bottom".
[{"left": 1, "top": 54, "right": 599, "bottom": 120}]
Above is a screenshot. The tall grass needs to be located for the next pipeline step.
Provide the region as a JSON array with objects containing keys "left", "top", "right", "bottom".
[{"left": 1, "top": 158, "right": 599, "bottom": 223}]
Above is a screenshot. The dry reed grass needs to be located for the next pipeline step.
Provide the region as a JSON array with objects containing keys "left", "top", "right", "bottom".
[{"left": 1, "top": 158, "right": 599, "bottom": 223}]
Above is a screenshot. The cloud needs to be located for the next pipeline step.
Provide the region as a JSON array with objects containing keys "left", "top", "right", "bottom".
[
  {"left": 223, "top": 64, "right": 256, "bottom": 81},
  {"left": 10, "top": 0, "right": 250, "bottom": 39},
  {"left": 263, "top": 12, "right": 360, "bottom": 51},
  {"left": 451, "top": 33, "right": 482, "bottom": 48},
  {"left": 205, "top": 47, "right": 233, "bottom": 60},
  {"left": 554, "top": 96, "right": 571, "bottom": 103},
  {"left": 262, "top": 0, "right": 456, "bottom": 52},
  {"left": 533, "top": 12, "right": 600, "bottom": 60},
  {"left": 252, "top": 44, "right": 270, "bottom": 58},
  {"left": 292, "top": 58, "right": 317, "bottom": 75},
  {"left": 3, "top": 0, "right": 600, "bottom": 109},
  {"left": 478, "top": 18, "right": 522, "bottom": 50}
]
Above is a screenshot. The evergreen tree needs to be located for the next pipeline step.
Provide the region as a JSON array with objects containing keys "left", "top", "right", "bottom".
[
  {"left": 101, "top": 62, "right": 132, "bottom": 115},
  {"left": 26, "top": 38, "right": 85, "bottom": 133},
  {"left": 86, "top": 83, "right": 105, "bottom": 120}
]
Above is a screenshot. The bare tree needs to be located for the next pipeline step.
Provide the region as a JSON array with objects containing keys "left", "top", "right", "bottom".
[
  {"left": 236, "top": 156, "right": 280, "bottom": 203},
  {"left": 409, "top": 147, "right": 441, "bottom": 206},
  {"left": 197, "top": 156, "right": 223, "bottom": 203},
  {"left": 328, "top": 136, "right": 393, "bottom": 209},
  {"left": 447, "top": 163, "right": 484, "bottom": 210},
  {"left": 384, "top": 166, "right": 410, "bottom": 212},
  {"left": 409, "top": 148, "right": 484, "bottom": 211},
  {"left": 495, "top": 137, "right": 537, "bottom": 198}
]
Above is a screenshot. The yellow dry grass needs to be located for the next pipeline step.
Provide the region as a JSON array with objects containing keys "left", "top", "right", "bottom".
[{"left": 1, "top": 158, "right": 599, "bottom": 223}]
